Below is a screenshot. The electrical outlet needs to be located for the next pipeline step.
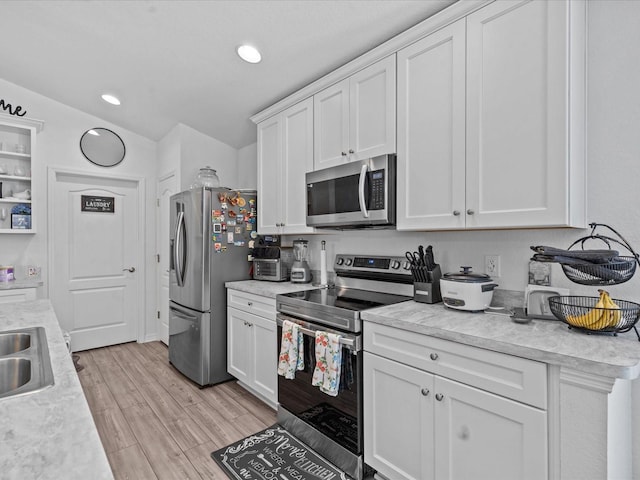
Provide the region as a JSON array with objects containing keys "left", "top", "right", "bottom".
[{"left": 485, "top": 255, "right": 501, "bottom": 277}]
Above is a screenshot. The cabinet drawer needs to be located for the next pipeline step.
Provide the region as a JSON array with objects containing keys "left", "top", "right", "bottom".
[
  {"left": 227, "top": 289, "right": 276, "bottom": 320},
  {"left": 364, "top": 322, "right": 547, "bottom": 409}
]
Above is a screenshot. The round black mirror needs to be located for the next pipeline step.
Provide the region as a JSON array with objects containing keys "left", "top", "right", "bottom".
[{"left": 80, "top": 128, "right": 126, "bottom": 167}]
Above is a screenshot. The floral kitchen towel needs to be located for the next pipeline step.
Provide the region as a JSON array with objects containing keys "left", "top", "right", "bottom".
[
  {"left": 277, "top": 320, "right": 304, "bottom": 379},
  {"left": 312, "top": 331, "right": 342, "bottom": 396}
]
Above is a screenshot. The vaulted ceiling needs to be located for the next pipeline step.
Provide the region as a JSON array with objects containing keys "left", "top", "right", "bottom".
[{"left": 0, "top": 0, "right": 456, "bottom": 148}]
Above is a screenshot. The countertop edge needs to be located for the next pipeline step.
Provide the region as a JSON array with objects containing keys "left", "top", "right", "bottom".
[{"left": 362, "top": 301, "right": 640, "bottom": 381}]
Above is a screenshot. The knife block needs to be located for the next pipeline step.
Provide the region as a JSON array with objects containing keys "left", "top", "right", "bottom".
[{"left": 413, "top": 265, "right": 442, "bottom": 304}]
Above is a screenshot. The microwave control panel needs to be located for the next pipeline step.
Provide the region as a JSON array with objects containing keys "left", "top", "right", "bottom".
[{"left": 370, "top": 170, "right": 385, "bottom": 210}]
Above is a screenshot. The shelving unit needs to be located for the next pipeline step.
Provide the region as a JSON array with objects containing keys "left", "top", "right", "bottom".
[{"left": 0, "top": 113, "right": 44, "bottom": 234}]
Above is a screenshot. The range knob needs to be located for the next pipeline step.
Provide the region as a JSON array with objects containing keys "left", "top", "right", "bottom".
[
  {"left": 345, "top": 258, "right": 353, "bottom": 266},
  {"left": 403, "top": 261, "right": 412, "bottom": 270},
  {"left": 336, "top": 258, "right": 344, "bottom": 265},
  {"left": 391, "top": 260, "right": 401, "bottom": 270}
]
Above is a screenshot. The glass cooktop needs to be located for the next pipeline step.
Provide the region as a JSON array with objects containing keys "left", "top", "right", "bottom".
[{"left": 279, "top": 286, "right": 411, "bottom": 312}]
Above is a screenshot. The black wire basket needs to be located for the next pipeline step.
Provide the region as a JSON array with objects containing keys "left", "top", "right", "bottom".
[
  {"left": 548, "top": 295, "right": 640, "bottom": 335},
  {"left": 560, "top": 223, "right": 640, "bottom": 286},
  {"left": 561, "top": 256, "right": 636, "bottom": 285}
]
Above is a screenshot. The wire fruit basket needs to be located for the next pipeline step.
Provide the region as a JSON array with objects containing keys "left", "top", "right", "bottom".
[
  {"left": 561, "top": 223, "right": 639, "bottom": 286},
  {"left": 548, "top": 294, "right": 640, "bottom": 336}
]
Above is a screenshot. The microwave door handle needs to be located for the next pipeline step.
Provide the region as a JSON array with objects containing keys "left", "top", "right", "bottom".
[
  {"left": 358, "top": 164, "right": 370, "bottom": 218},
  {"left": 174, "top": 211, "right": 185, "bottom": 286}
]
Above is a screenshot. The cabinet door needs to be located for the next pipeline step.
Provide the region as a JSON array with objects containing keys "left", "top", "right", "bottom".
[
  {"left": 397, "top": 20, "right": 466, "bottom": 230},
  {"left": 364, "top": 352, "right": 434, "bottom": 480},
  {"left": 314, "top": 79, "right": 350, "bottom": 170},
  {"left": 350, "top": 55, "right": 396, "bottom": 162},
  {"left": 281, "top": 98, "right": 315, "bottom": 234},
  {"left": 434, "top": 376, "right": 547, "bottom": 480},
  {"left": 257, "top": 115, "right": 281, "bottom": 234},
  {"left": 250, "top": 313, "right": 277, "bottom": 404},
  {"left": 227, "top": 307, "right": 252, "bottom": 384},
  {"left": 466, "top": 0, "right": 579, "bottom": 228}
]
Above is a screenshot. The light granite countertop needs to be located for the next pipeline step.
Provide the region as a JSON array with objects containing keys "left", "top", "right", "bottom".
[
  {"left": 0, "top": 300, "right": 113, "bottom": 479},
  {"left": 362, "top": 301, "right": 640, "bottom": 380},
  {"left": 225, "top": 279, "right": 321, "bottom": 298}
]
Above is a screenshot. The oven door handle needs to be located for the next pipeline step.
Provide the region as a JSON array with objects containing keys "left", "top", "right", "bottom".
[{"left": 276, "top": 314, "right": 360, "bottom": 352}]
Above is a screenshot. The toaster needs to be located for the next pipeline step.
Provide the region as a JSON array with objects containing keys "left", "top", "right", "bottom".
[{"left": 252, "top": 247, "right": 293, "bottom": 282}]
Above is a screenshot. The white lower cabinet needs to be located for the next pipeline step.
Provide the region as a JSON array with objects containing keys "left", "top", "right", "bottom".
[
  {"left": 364, "top": 323, "right": 547, "bottom": 480},
  {"left": 227, "top": 289, "right": 277, "bottom": 408}
]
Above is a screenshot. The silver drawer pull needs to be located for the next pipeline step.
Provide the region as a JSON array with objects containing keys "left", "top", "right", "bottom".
[
  {"left": 247, "top": 301, "right": 253, "bottom": 306},
  {"left": 430, "top": 353, "right": 438, "bottom": 361},
  {"left": 421, "top": 388, "right": 430, "bottom": 397},
  {"left": 435, "top": 393, "right": 444, "bottom": 401}
]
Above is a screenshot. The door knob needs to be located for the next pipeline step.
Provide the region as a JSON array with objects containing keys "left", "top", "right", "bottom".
[
  {"left": 123, "top": 267, "right": 136, "bottom": 273},
  {"left": 421, "top": 388, "right": 430, "bottom": 396},
  {"left": 467, "top": 209, "right": 475, "bottom": 215},
  {"left": 348, "top": 149, "right": 354, "bottom": 154},
  {"left": 435, "top": 393, "right": 444, "bottom": 401},
  {"left": 453, "top": 210, "right": 461, "bottom": 216}
]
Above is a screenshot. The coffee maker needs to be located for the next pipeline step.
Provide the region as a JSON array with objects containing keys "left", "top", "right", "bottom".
[{"left": 290, "top": 238, "right": 312, "bottom": 283}]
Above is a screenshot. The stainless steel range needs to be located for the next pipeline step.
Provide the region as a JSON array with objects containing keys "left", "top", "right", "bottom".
[{"left": 276, "top": 254, "right": 413, "bottom": 480}]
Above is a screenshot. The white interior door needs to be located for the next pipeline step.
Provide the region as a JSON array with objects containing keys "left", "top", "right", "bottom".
[
  {"left": 156, "top": 171, "right": 178, "bottom": 345},
  {"left": 50, "top": 169, "right": 142, "bottom": 352}
]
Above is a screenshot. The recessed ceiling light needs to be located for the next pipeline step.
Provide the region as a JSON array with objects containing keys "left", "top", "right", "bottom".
[
  {"left": 101, "top": 94, "right": 121, "bottom": 105},
  {"left": 237, "top": 45, "right": 262, "bottom": 64}
]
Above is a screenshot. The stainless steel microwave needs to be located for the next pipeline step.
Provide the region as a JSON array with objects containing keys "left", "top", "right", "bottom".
[{"left": 306, "top": 154, "right": 396, "bottom": 229}]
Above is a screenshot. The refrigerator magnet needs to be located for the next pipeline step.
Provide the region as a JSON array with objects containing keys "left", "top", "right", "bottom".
[
  {"left": 235, "top": 226, "right": 242, "bottom": 234},
  {"left": 227, "top": 232, "right": 234, "bottom": 244},
  {"left": 250, "top": 230, "right": 258, "bottom": 239},
  {"left": 213, "top": 223, "right": 222, "bottom": 234},
  {"left": 245, "top": 223, "right": 253, "bottom": 231},
  {"left": 214, "top": 242, "right": 222, "bottom": 252}
]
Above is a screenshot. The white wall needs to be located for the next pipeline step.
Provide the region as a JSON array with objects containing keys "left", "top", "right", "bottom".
[
  {"left": 237, "top": 142, "right": 257, "bottom": 190},
  {"left": 175, "top": 123, "right": 239, "bottom": 191},
  {"left": 0, "top": 78, "right": 159, "bottom": 340},
  {"left": 284, "top": 1, "right": 640, "bottom": 304}
]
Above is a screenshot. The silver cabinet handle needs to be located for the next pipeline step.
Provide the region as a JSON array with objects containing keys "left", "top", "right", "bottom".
[
  {"left": 421, "top": 388, "right": 430, "bottom": 396},
  {"left": 453, "top": 210, "right": 461, "bottom": 216},
  {"left": 430, "top": 353, "right": 438, "bottom": 361},
  {"left": 435, "top": 393, "right": 444, "bottom": 401},
  {"left": 348, "top": 149, "right": 354, "bottom": 154},
  {"left": 467, "top": 209, "right": 475, "bottom": 215},
  {"left": 123, "top": 267, "right": 136, "bottom": 273},
  {"left": 247, "top": 301, "right": 253, "bottom": 307},
  {"left": 341, "top": 152, "right": 347, "bottom": 156}
]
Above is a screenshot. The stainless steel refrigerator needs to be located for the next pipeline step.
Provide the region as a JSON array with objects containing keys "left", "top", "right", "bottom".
[{"left": 169, "top": 187, "right": 257, "bottom": 386}]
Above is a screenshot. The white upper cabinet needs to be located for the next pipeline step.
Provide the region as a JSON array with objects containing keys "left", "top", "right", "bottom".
[
  {"left": 257, "top": 98, "right": 314, "bottom": 235},
  {"left": 397, "top": 19, "right": 467, "bottom": 230},
  {"left": 0, "top": 114, "right": 43, "bottom": 234},
  {"left": 314, "top": 55, "right": 396, "bottom": 170},
  {"left": 397, "top": 0, "right": 586, "bottom": 230}
]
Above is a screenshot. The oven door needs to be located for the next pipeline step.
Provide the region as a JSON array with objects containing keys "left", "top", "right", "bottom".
[{"left": 276, "top": 314, "right": 363, "bottom": 457}]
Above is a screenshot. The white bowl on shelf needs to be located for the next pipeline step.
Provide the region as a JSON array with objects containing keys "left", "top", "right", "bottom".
[{"left": 14, "top": 190, "right": 31, "bottom": 200}]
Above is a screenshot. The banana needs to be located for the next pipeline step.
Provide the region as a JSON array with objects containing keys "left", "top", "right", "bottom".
[
  {"left": 601, "top": 290, "right": 622, "bottom": 328},
  {"left": 566, "top": 290, "right": 606, "bottom": 329}
]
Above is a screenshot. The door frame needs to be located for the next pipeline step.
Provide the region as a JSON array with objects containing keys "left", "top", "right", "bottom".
[
  {"left": 47, "top": 166, "right": 147, "bottom": 344},
  {"left": 156, "top": 169, "right": 178, "bottom": 345}
]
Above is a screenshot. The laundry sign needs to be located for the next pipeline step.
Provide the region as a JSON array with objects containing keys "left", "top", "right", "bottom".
[{"left": 81, "top": 195, "right": 115, "bottom": 213}]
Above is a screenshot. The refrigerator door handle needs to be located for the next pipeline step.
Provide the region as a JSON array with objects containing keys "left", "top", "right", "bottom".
[
  {"left": 170, "top": 305, "right": 198, "bottom": 321},
  {"left": 174, "top": 211, "right": 186, "bottom": 286}
]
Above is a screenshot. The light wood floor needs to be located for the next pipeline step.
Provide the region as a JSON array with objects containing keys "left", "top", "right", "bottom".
[{"left": 76, "top": 341, "right": 276, "bottom": 480}]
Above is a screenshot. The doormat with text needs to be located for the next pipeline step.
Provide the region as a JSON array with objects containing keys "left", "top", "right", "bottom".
[{"left": 211, "top": 425, "right": 350, "bottom": 480}]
